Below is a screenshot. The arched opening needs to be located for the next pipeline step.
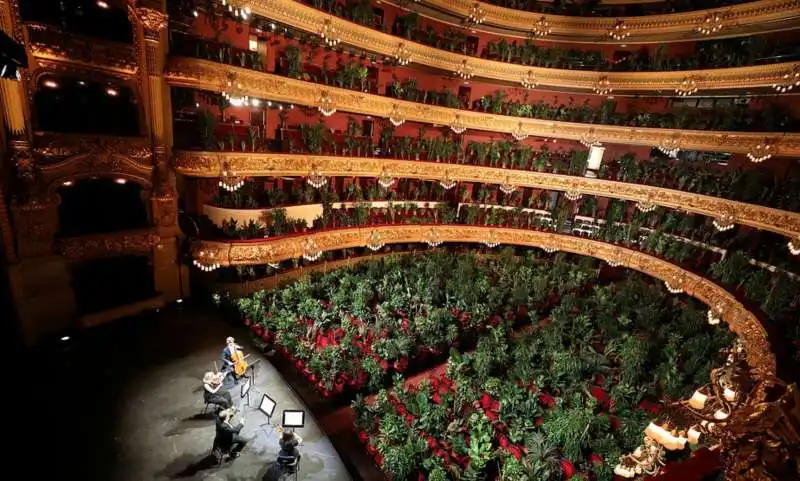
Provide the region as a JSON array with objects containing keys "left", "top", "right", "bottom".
[
  {"left": 35, "top": 76, "right": 140, "bottom": 136},
  {"left": 57, "top": 177, "right": 149, "bottom": 237},
  {"left": 71, "top": 255, "right": 156, "bottom": 314},
  {"left": 20, "top": 0, "right": 134, "bottom": 43}
]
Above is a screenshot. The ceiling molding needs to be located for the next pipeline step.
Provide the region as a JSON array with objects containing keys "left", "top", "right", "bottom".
[
  {"left": 192, "top": 225, "right": 776, "bottom": 377},
  {"left": 165, "top": 58, "right": 800, "bottom": 156},
  {"left": 173, "top": 150, "right": 800, "bottom": 239},
  {"left": 242, "top": 0, "right": 799, "bottom": 92}
]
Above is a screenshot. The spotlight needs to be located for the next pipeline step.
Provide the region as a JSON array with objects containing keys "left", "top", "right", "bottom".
[
  {"left": 62, "top": 181, "right": 73, "bottom": 187},
  {"left": 176, "top": 298, "right": 183, "bottom": 304},
  {"left": 43, "top": 79, "right": 59, "bottom": 89},
  {"left": 96, "top": 1, "right": 109, "bottom": 9},
  {"left": 193, "top": 10, "right": 199, "bottom": 17},
  {"left": 114, "top": 178, "right": 127, "bottom": 184},
  {"left": 61, "top": 335, "right": 71, "bottom": 341},
  {"left": 106, "top": 87, "right": 119, "bottom": 96}
]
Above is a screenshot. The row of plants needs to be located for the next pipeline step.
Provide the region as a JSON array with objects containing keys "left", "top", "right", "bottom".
[
  {"left": 182, "top": 106, "right": 800, "bottom": 212},
  {"left": 481, "top": 35, "right": 800, "bottom": 72},
  {"left": 351, "top": 266, "right": 733, "bottom": 480},
  {"left": 171, "top": 26, "right": 799, "bottom": 133},
  {"left": 236, "top": 251, "right": 599, "bottom": 396}
]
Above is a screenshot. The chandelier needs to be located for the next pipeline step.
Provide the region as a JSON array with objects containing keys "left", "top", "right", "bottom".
[
  {"left": 378, "top": 169, "right": 395, "bottom": 188},
  {"left": 425, "top": 228, "right": 442, "bottom": 247},
  {"left": 393, "top": 42, "right": 411, "bottom": 66},
  {"left": 467, "top": 2, "right": 486, "bottom": 26},
  {"left": 439, "top": 172, "right": 457, "bottom": 190},
  {"left": 712, "top": 212, "right": 736, "bottom": 232},
  {"left": 675, "top": 77, "right": 698, "bottom": 97},
  {"left": 607, "top": 20, "right": 629, "bottom": 41},
  {"left": 450, "top": 116, "right": 467, "bottom": 135},
  {"left": 746, "top": 141, "right": 773, "bottom": 163},
  {"left": 564, "top": 191, "right": 582, "bottom": 201},
  {"left": 696, "top": 12, "right": 723, "bottom": 35},
  {"left": 531, "top": 16, "right": 551, "bottom": 37},
  {"left": 317, "top": 91, "right": 336, "bottom": 116},
  {"left": 366, "top": 230, "right": 384, "bottom": 251},
  {"left": 388, "top": 104, "right": 405, "bottom": 126},
  {"left": 307, "top": 166, "right": 327, "bottom": 188},
  {"left": 511, "top": 122, "right": 529, "bottom": 141},
  {"left": 707, "top": 304, "right": 723, "bottom": 325},
  {"left": 636, "top": 197, "right": 657, "bottom": 213},
  {"left": 593, "top": 76, "right": 613, "bottom": 95},
  {"left": 543, "top": 246, "right": 559, "bottom": 254},
  {"left": 193, "top": 249, "right": 221, "bottom": 272},
  {"left": 664, "top": 274, "right": 685, "bottom": 294},
  {"left": 221, "top": 0, "right": 251, "bottom": 20},
  {"left": 772, "top": 66, "right": 800, "bottom": 93},
  {"left": 657, "top": 135, "right": 681, "bottom": 157},
  {"left": 456, "top": 58, "right": 474, "bottom": 81},
  {"left": 267, "top": 262, "right": 280, "bottom": 269},
  {"left": 789, "top": 237, "right": 800, "bottom": 256},
  {"left": 579, "top": 129, "right": 601, "bottom": 148},
  {"left": 614, "top": 435, "right": 665, "bottom": 478},
  {"left": 319, "top": 18, "right": 340, "bottom": 47},
  {"left": 483, "top": 231, "right": 500, "bottom": 248},
  {"left": 221, "top": 73, "right": 249, "bottom": 107},
  {"left": 219, "top": 162, "right": 245, "bottom": 191},
  {"left": 302, "top": 238, "right": 322, "bottom": 261},
  {"left": 520, "top": 70, "right": 538, "bottom": 89},
  {"left": 499, "top": 180, "right": 516, "bottom": 195}
]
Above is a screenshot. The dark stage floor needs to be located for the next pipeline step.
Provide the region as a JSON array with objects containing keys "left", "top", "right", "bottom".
[{"left": 24, "top": 302, "right": 351, "bottom": 481}]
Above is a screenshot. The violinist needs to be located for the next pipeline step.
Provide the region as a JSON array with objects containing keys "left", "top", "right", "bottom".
[
  {"left": 213, "top": 406, "right": 248, "bottom": 461},
  {"left": 203, "top": 371, "right": 232, "bottom": 409},
  {"left": 277, "top": 426, "right": 303, "bottom": 465}
]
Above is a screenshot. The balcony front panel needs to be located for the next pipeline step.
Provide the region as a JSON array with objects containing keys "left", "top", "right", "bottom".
[
  {"left": 226, "top": 1, "right": 800, "bottom": 93},
  {"left": 165, "top": 58, "right": 800, "bottom": 156},
  {"left": 414, "top": 0, "right": 800, "bottom": 41},
  {"left": 190, "top": 225, "right": 775, "bottom": 375},
  {"left": 174, "top": 150, "right": 800, "bottom": 239}
]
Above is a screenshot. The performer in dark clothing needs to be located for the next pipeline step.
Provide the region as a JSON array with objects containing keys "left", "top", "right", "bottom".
[
  {"left": 278, "top": 428, "right": 302, "bottom": 464},
  {"left": 203, "top": 371, "right": 232, "bottom": 408},
  {"left": 213, "top": 407, "right": 247, "bottom": 461},
  {"left": 221, "top": 336, "right": 237, "bottom": 373}
]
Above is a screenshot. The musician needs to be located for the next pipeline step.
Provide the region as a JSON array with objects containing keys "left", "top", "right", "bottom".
[
  {"left": 278, "top": 428, "right": 303, "bottom": 464},
  {"left": 203, "top": 371, "right": 232, "bottom": 409},
  {"left": 213, "top": 407, "right": 248, "bottom": 461},
  {"left": 221, "top": 337, "right": 237, "bottom": 374}
]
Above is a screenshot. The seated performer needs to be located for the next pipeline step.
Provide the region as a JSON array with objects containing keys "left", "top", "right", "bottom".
[
  {"left": 277, "top": 427, "right": 303, "bottom": 465},
  {"left": 221, "top": 337, "right": 238, "bottom": 374},
  {"left": 203, "top": 371, "right": 232, "bottom": 409},
  {"left": 213, "top": 407, "right": 247, "bottom": 461}
]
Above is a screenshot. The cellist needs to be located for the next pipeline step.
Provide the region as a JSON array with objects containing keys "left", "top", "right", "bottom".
[{"left": 222, "top": 337, "right": 248, "bottom": 380}]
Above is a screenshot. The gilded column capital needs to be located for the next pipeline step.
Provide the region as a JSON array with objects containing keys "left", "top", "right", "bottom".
[
  {"left": 10, "top": 139, "right": 34, "bottom": 182},
  {"left": 130, "top": 7, "right": 168, "bottom": 41}
]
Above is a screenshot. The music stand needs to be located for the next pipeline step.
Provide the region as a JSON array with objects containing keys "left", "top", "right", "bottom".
[
  {"left": 241, "top": 378, "right": 252, "bottom": 405},
  {"left": 282, "top": 409, "right": 305, "bottom": 432},
  {"left": 258, "top": 393, "right": 277, "bottom": 436}
]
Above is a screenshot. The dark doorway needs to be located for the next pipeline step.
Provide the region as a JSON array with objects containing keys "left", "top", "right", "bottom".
[{"left": 58, "top": 177, "right": 149, "bottom": 237}]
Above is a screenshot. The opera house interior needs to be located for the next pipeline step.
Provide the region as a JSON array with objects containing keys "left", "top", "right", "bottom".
[{"left": 0, "top": 0, "right": 798, "bottom": 480}]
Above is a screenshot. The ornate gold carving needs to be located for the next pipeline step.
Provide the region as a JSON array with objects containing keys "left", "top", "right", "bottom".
[
  {"left": 193, "top": 225, "right": 775, "bottom": 376},
  {"left": 244, "top": 0, "right": 799, "bottom": 91},
  {"left": 173, "top": 151, "right": 800, "bottom": 239},
  {"left": 132, "top": 7, "right": 168, "bottom": 41},
  {"left": 165, "top": 58, "right": 800, "bottom": 156},
  {"left": 10, "top": 197, "right": 59, "bottom": 258},
  {"left": 10, "top": 139, "right": 34, "bottom": 182},
  {"left": 58, "top": 228, "right": 160, "bottom": 260},
  {"left": 26, "top": 24, "right": 138, "bottom": 76},
  {"left": 33, "top": 133, "right": 155, "bottom": 194},
  {"left": 414, "top": 0, "right": 800, "bottom": 41}
]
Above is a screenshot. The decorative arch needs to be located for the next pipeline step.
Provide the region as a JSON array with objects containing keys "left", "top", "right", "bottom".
[{"left": 193, "top": 225, "right": 776, "bottom": 377}]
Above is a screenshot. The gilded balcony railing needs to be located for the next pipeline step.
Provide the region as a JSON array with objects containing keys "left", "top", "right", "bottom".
[
  {"left": 234, "top": 0, "right": 800, "bottom": 92},
  {"left": 164, "top": 58, "right": 800, "bottom": 156}
]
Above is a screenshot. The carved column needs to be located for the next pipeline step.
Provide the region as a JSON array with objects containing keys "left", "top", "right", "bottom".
[{"left": 129, "top": 6, "right": 185, "bottom": 299}]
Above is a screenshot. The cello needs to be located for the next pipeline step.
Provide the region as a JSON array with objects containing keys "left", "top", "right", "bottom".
[{"left": 231, "top": 344, "right": 250, "bottom": 378}]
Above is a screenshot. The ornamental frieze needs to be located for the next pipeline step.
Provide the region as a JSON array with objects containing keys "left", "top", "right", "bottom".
[
  {"left": 173, "top": 151, "right": 800, "bottom": 239},
  {"left": 58, "top": 228, "right": 160, "bottom": 260},
  {"left": 165, "top": 58, "right": 800, "bottom": 156},
  {"left": 407, "top": 0, "right": 800, "bottom": 41},
  {"left": 245, "top": 0, "right": 799, "bottom": 90},
  {"left": 192, "top": 225, "right": 775, "bottom": 377},
  {"left": 26, "top": 23, "right": 138, "bottom": 76}
]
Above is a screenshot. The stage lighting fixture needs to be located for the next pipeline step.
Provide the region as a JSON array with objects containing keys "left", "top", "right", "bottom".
[
  {"left": 0, "top": 30, "right": 27, "bottom": 81},
  {"left": 282, "top": 409, "right": 306, "bottom": 428}
]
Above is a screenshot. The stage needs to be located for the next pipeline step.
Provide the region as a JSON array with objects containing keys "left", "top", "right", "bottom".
[{"left": 26, "top": 303, "right": 352, "bottom": 481}]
